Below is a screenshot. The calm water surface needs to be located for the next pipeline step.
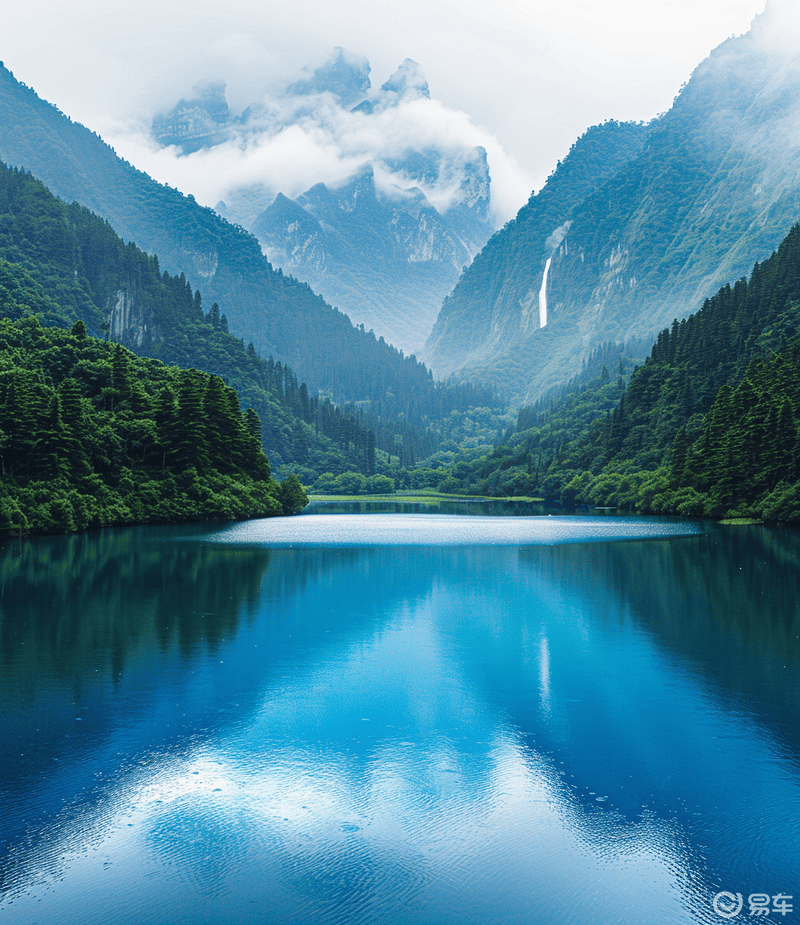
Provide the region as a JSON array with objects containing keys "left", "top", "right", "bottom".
[{"left": 0, "top": 513, "right": 799, "bottom": 924}]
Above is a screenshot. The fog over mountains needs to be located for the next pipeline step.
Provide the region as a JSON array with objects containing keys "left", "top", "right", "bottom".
[
  {"left": 425, "top": 0, "right": 800, "bottom": 403},
  {"left": 147, "top": 50, "right": 496, "bottom": 352},
  {"left": 2, "top": 2, "right": 798, "bottom": 416},
  {"left": 0, "top": 61, "right": 462, "bottom": 416}
]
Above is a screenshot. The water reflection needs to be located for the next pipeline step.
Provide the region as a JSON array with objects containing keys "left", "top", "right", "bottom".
[
  {"left": 0, "top": 525, "right": 271, "bottom": 683},
  {"left": 306, "top": 498, "right": 549, "bottom": 517},
  {"left": 0, "top": 518, "right": 798, "bottom": 925}
]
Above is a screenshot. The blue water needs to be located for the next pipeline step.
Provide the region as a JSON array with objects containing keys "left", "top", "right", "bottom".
[{"left": 0, "top": 514, "right": 798, "bottom": 924}]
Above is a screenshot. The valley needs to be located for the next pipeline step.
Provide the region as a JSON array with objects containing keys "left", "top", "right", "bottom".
[
  {"left": 3, "top": 6, "right": 800, "bottom": 925},
  {"left": 1, "top": 2, "right": 799, "bottom": 529}
]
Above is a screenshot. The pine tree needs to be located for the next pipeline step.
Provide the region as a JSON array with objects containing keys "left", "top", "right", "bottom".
[
  {"left": 37, "top": 391, "right": 65, "bottom": 480},
  {"left": 59, "top": 378, "right": 90, "bottom": 475},
  {"left": 244, "top": 408, "right": 262, "bottom": 444},
  {"left": 175, "top": 371, "right": 208, "bottom": 471},
  {"left": 154, "top": 385, "right": 178, "bottom": 470}
]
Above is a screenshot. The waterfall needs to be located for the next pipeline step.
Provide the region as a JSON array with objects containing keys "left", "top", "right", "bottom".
[{"left": 538, "top": 256, "right": 552, "bottom": 328}]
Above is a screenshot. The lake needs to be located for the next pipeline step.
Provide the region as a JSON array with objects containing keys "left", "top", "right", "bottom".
[{"left": 1, "top": 512, "right": 799, "bottom": 924}]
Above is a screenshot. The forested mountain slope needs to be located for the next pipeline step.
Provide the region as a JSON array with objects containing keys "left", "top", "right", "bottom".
[
  {"left": 0, "top": 62, "right": 466, "bottom": 414},
  {"left": 0, "top": 316, "right": 307, "bottom": 534},
  {"left": 555, "top": 222, "right": 800, "bottom": 520},
  {"left": 426, "top": 3, "right": 800, "bottom": 404},
  {"left": 442, "top": 218, "right": 800, "bottom": 522},
  {"left": 0, "top": 162, "right": 377, "bottom": 477}
]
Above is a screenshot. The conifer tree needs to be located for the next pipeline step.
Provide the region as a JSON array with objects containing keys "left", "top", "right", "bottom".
[{"left": 176, "top": 370, "right": 208, "bottom": 470}]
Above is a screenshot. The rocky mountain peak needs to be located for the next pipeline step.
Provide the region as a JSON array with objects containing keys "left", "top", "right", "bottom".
[
  {"left": 288, "top": 47, "right": 371, "bottom": 106},
  {"left": 151, "top": 80, "right": 230, "bottom": 153},
  {"left": 453, "top": 147, "right": 491, "bottom": 221},
  {"left": 381, "top": 59, "right": 430, "bottom": 101}
]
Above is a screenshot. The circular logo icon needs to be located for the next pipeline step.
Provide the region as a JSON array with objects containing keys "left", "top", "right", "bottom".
[{"left": 713, "top": 892, "right": 744, "bottom": 919}]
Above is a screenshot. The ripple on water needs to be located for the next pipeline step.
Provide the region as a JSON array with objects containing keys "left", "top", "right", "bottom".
[{"left": 206, "top": 514, "right": 702, "bottom": 548}]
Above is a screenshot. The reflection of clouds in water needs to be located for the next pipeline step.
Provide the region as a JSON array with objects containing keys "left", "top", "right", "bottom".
[
  {"left": 1, "top": 731, "right": 698, "bottom": 925},
  {"left": 208, "top": 513, "right": 702, "bottom": 548},
  {"left": 4, "top": 526, "right": 800, "bottom": 925},
  {"left": 0, "top": 586, "right": 703, "bottom": 924}
]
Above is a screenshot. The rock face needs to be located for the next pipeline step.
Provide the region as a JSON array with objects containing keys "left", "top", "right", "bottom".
[
  {"left": 151, "top": 80, "right": 230, "bottom": 154},
  {"left": 424, "top": 1, "right": 800, "bottom": 404},
  {"left": 252, "top": 151, "right": 492, "bottom": 354},
  {"left": 151, "top": 51, "right": 496, "bottom": 353},
  {"left": 424, "top": 120, "right": 651, "bottom": 390},
  {"left": 288, "top": 47, "right": 372, "bottom": 106},
  {"left": 108, "top": 288, "right": 163, "bottom": 349},
  {"left": 380, "top": 59, "right": 430, "bottom": 100}
]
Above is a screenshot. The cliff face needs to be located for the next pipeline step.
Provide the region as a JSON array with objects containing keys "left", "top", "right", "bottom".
[
  {"left": 424, "top": 5, "right": 800, "bottom": 404},
  {"left": 107, "top": 289, "right": 163, "bottom": 349},
  {"left": 252, "top": 151, "right": 493, "bottom": 355},
  {"left": 423, "top": 120, "right": 651, "bottom": 385}
]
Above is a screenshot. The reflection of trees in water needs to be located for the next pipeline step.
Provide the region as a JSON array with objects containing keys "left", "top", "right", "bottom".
[
  {"left": 0, "top": 529, "right": 429, "bottom": 701},
  {"left": 520, "top": 527, "right": 800, "bottom": 669},
  {"left": 0, "top": 527, "right": 357, "bottom": 695},
  {"left": 0, "top": 527, "right": 271, "bottom": 693},
  {"left": 516, "top": 528, "right": 800, "bottom": 747},
  {"left": 523, "top": 526, "right": 800, "bottom": 656}
]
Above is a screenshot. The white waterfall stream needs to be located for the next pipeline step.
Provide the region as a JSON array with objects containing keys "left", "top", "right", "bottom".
[{"left": 538, "top": 256, "right": 552, "bottom": 328}]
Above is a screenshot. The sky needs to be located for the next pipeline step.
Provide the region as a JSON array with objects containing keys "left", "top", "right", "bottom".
[{"left": 2, "top": 0, "right": 767, "bottom": 222}]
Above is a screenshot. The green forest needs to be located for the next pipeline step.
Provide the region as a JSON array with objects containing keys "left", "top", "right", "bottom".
[
  {"left": 5, "top": 134, "right": 800, "bottom": 530},
  {"left": 436, "top": 222, "right": 800, "bottom": 524},
  {"left": 0, "top": 161, "right": 506, "bottom": 533},
  {"left": 0, "top": 162, "right": 386, "bottom": 476},
  {"left": 0, "top": 315, "right": 309, "bottom": 534},
  {"left": 0, "top": 162, "right": 504, "bottom": 484}
]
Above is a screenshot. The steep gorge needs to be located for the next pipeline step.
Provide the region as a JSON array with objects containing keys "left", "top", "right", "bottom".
[{"left": 425, "top": 3, "right": 800, "bottom": 404}]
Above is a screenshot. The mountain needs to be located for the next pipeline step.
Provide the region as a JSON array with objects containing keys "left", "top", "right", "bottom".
[
  {"left": 153, "top": 52, "right": 495, "bottom": 352},
  {"left": 0, "top": 61, "right": 464, "bottom": 417},
  {"left": 439, "top": 216, "right": 800, "bottom": 522},
  {"left": 424, "top": 120, "right": 651, "bottom": 390},
  {"left": 0, "top": 161, "right": 382, "bottom": 480},
  {"left": 556, "top": 220, "right": 800, "bottom": 522},
  {"left": 288, "top": 46, "right": 372, "bottom": 106},
  {"left": 252, "top": 153, "right": 491, "bottom": 353},
  {"left": 151, "top": 79, "right": 230, "bottom": 154},
  {"left": 425, "top": 1, "right": 800, "bottom": 404}
]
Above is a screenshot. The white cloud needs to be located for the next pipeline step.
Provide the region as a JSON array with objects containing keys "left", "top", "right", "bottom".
[
  {"left": 2, "top": 0, "right": 766, "bottom": 218},
  {"left": 107, "top": 69, "right": 534, "bottom": 224}
]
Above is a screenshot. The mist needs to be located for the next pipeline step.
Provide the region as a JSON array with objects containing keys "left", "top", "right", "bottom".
[
  {"left": 104, "top": 53, "right": 532, "bottom": 225},
  {"left": 2, "top": 0, "right": 765, "bottom": 223}
]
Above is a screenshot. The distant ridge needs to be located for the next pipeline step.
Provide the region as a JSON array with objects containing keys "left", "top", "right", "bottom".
[
  {"left": 0, "top": 62, "right": 448, "bottom": 413},
  {"left": 425, "top": 3, "right": 800, "bottom": 404}
]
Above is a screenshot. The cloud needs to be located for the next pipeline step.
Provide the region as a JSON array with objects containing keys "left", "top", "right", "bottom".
[
  {"left": 752, "top": 0, "right": 800, "bottom": 50},
  {"left": 106, "top": 54, "right": 535, "bottom": 225},
  {"left": 4, "top": 0, "right": 766, "bottom": 225}
]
